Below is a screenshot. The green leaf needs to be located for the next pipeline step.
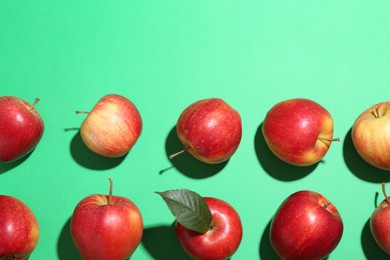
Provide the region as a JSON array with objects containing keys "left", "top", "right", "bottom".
[{"left": 156, "top": 189, "right": 212, "bottom": 233}]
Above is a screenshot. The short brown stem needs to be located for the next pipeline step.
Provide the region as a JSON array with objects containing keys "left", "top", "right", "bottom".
[
  {"left": 29, "top": 98, "right": 40, "bottom": 111},
  {"left": 382, "top": 182, "right": 390, "bottom": 205},
  {"left": 108, "top": 178, "right": 113, "bottom": 205},
  {"left": 169, "top": 150, "right": 186, "bottom": 159},
  {"left": 323, "top": 201, "right": 331, "bottom": 209},
  {"left": 75, "top": 111, "right": 90, "bottom": 114},
  {"left": 169, "top": 147, "right": 190, "bottom": 160},
  {"left": 318, "top": 137, "right": 340, "bottom": 142},
  {"left": 372, "top": 105, "right": 380, "bottom": 119}
]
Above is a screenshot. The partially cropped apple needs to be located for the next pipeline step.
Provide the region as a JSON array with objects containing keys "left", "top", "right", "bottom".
[
  {"left": 270, "top": 190, "right": 343, "bottom": 260},
  {"left": 157, "top": 189, "right": 243, "bottom": 260},
  {"left": 370, "top": 182, "right": 390, "bottom": 254},
  {"left": 262, "top": 98, "right": 339, "bottom": 166},
  {"left": 0, "top": 96, "right": 44, "bottom": 163},
  {"left": 71, "top": 178, "right": 143, "bottom": 260},
  {"left": 352, "top": 102, "right": 390, "bottom": 170},
  {"left": 170, "top": 98, "right": 242, "bottom": 164},
  {"left": 0, "top": 195, "right": 40, "bottom": 260},
  {"left": 76, "top": 94, "right": 142, "bottom": 158}
]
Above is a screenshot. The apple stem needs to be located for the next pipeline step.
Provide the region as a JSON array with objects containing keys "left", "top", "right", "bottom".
[
  {"left": 317, "top": 136, "right": 340, "bottom": 142},
  {"left": 169, "top": 147, "right": 190, "bottom": 160},
  {"left": 75, "top": 111, "right": 90, "bottom": 114},
  {"left": 323, "top": 201, "right": 330, "bottom": 209},
  {"left": 29, "top": 98, "right": 40, "bottom": 111},
  {"left": 381, "top": 182, "right": 390, "bottom": 205},
  {"left": 108, "top": 178, "right": 113, "bottom": 205},
  {"left": 372, "top": 105, "right": 380, "bottom": 119}
]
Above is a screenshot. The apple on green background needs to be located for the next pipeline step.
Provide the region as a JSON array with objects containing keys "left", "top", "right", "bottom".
[
  {"left": 352, "top": 102, "right": 390, "bottom": 170},
  {"left": 70, "top": 178, "right": 143, "bottom": 260},
  {"left": 0, "top": 96, "right": 44, "bottom": 163},
  {"left": 270, "top": 190, "right": 343, "bottom": 260},
  {"left": 169, "top": 98, "right": 242, "bottom": 164},
  {"left": 370, "top": 183, "right": 390, "bottom": 255},
  {"left": 0, "top": 195, "right": 40, "bottom": 260},
  {"left": 157, "top": 189, "right": 243, "bottom": 260},
  {"left": 76, "top": 94, "right": 142, "bottom": 158},
  {"left": 262, "top": 98, "right": 339, "bottom": 167}
]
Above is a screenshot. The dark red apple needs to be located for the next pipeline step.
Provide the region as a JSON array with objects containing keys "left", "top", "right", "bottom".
[
  {"left": 70, "top": 178, "right": 143, "bottom": 260},
  {"left": 76, "top": 94, "right": 142, "bottom": 158},
  {"left": 157, "top": 189, "right": 243, "bottom": 260},
  {"left": 0, "top": 96, "right": 44, "bottom": 163},
  {"left": 370, "top": 182, "right": 390, "bottom": 254},
  {"left": 0, "top": 195, "right": 40, "bottom": 259},
  {"left": 170, "top": 98, "right": 242, "bottom": 164},
  {"left": 270, "top": 190, "right": 343, "bottom": 260},
  {"left": 262, "top": 98, "right": 339, "bottom": 166}
]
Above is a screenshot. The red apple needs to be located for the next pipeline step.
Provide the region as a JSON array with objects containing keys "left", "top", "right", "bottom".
[
  {"left": 0, "top": 96, "right": 44, "bottom": 163},
  {"left": 0, "top": 195, "right": 40, "bottom": 260},
  {"left": 352, "top": 102, "right": 390, "bottom": 170},
  {"left": 157, "top": 189, "right": 243, "bottom": 260},
  {"left": 270, "top": 190, "right": 343, "bottom": 260},
  {"left": 262, "top": 98, "right": 339, "bottom": 166},
  {"left": 170, "top": 98, "right": 242, "bottom": 164},
  {"left": 76, "top": 94, "right": 142, "bottom": 158},
  {"left": 370, "top": 182, "right": 390, "bottom": 254},
  {"left": 70, "top": 178, "right": 143, "bottom": 260}
]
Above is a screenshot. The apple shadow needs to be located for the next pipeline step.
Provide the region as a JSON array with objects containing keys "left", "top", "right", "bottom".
[
  {"left": 142, "top": 223, "right": 191, "bottom": 260},
  {"left": 259, "top": 219, "right": 280, "bottom": 259},
  {"left": 343, "top": 128, "right": 390, "bottom": 183},
  {"left": 70, "top": 131, "right": 126, "bottom": 170},
  {"left": 361, "top": 218, "right": 389, "bottom": 259},
  {"left": 0, "top": 151, "right": 33, "bottom": 174},
  {"left": 57, "top": 217, "right": 82, "bottom": 260},
  {"left": 254, "top": 124, "right": 317, "bottom": 181},
  {"left": 163, "top": 126, "right": 228, "bottom": 179}
]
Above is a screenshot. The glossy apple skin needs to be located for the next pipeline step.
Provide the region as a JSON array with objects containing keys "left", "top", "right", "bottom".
[
  {"left": 370, "top": 196, "right": 390, "bottom": 254},
  {"left": 71, "top": 194, "right": 143, "bottom": 260},
  {"left": 0, "top": 96, "right": 44, "bottom": 163},
  {"left": 262, "top": 98, "right": 335, "bottom": 166},
  {"left": 176, "top": 98, "right": 242, "bottom": 164},
  {"left": 270, "top": 190, "right": 343, "bottom": 260},
  {"left": 0, "top": 195, "right": 40, "bottom": 260},
  {"left": 175, "top": 197, "right": 243, "bottom": 260},
  {"left": 80, "top": 94, "right": 142, "bottom": 158},
  {"left": 352, "top": 102, "right": 390, "bottom": 170}
]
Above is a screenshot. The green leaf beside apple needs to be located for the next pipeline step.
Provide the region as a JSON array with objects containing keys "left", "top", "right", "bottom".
[{"left": 156, "top": 189, "right": 212, "bottom": 234}]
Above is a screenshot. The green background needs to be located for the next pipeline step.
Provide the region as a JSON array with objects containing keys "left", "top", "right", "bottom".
[{"left": 1, "top": 0, "right": 390, "bottom": 259}]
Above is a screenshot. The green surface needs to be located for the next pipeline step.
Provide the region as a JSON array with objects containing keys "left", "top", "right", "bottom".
[{"left": 1, "top": 1, "right": 390, "bottom": 259}]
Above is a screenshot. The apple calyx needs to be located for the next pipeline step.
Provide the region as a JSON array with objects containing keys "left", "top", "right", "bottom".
[
  {"left": 107, "top": 178, "right": 114, "bottom": 205},
  {"left": 156, "top": 189, "right": 213, "bottom": 233},
  {"left": 381, "top": 182, "right": 390, "bottom": 206}
]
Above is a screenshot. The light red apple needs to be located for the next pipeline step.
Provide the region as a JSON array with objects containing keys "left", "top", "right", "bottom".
[
  {"left": 157, "top": 189, "right": 243, "bottom": 260},
  {"left": 270, "top": 190, "right": 344, "bottom": 260},
  {"left": 170, "top": 98, "right": 242, "bottom": 164},
  {"left": 70, "top": 178, "right": 143, "bottom": 260},
  {"left": 352, "top": 102, "right": 390, "bottom": 170},
  {"left": 262, "top": 98, "right": 339, "bottom": 166},
  {"left": 76, "top": 94, "right": 142, "bottom": 158},
  {"left": 370, "top": 182, "right": 390, "bottom": 254},
  {"left": 0, "top": 96, "right": 44, "bottom": 163},
  {"left": 0, "top": 195, "right": 40, "bottom": 260}
]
